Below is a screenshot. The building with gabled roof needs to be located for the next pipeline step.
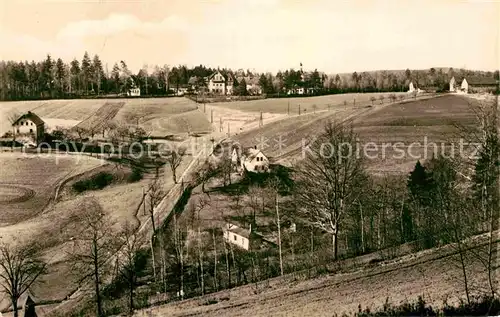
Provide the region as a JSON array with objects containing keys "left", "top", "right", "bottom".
[
  {"left": 232, "top": 145, "right": 269, "bottom": 173},
  {"left": 11, "top": 111, "right": 45, "bottom": 145},
  {"left": 223, "top": 223, "right": 264, "bottom": 251},
  {"left": 450, "top": 76, "right": 498, "bottom": 94},
  {"left": 206, "top": 71, "right": 235, "bottom": 95}
]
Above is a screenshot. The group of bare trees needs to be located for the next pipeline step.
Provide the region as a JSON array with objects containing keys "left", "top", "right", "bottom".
[{"left": 293, "top": 98, "right": 500, "bottom": 302}]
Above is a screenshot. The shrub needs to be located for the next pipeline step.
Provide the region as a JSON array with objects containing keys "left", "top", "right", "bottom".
[
  {"left": 72, "top": 172, "right": 114, "bottom": 193},
  {"left": 128, "top": 167, "right": 144, "bottom": 183}
]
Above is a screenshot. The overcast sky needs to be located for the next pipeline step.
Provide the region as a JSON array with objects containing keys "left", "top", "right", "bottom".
[{"left": 0, "top": 0, "right": 498, "bottom": 74}]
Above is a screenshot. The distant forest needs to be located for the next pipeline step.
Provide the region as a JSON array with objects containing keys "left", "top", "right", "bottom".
[{"left": 0, "top": 51, "right": 498, "bottom": 101}]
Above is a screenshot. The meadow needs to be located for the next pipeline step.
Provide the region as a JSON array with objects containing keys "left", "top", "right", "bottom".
[
  {"left": 233, "top": 94, "right": 482, "bottom": 174},
  {"left": 0, "top": 97, "right": 209, "bottom": 137},
  {"left": 210, "top": 92, "right": 408, "bottom": 114},
  {"left": 0, "top": 153, "right": 103, "bottom": 227}
]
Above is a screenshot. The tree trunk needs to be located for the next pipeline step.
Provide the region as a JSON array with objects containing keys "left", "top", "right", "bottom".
[
  {"left": 331, "top": 221, "right": 339, "bottom": 260},
  {"left": 172, "top": 168, "right": 177, "bottom": 184},
  {"left": 276, "top": 194, "right": 283, "bottom": 276},
  {"left": 198, "top": 227, "right": 205, "bottom": 295},
  {"left": 150, "top": 236, "right": 156, "bottom": 282},
  {"left": 377, "top": 213, "right": 381, "bottom": 250},
  {"left": 224, "top": 242, "right": 231, "bottom": 287},
  {"left": 455, "top": 227, "right": 470, "bottom": 305},
  {"left": 230, "top": 243, "right": 236, "bottom": 285},
  {"left": 360, "top": 202, "right": 365, "bottom": 253},
  {"left": 400, "top": 197, "right": 405, "bottom": 244},
  {"left": 129, "top": 276, "right": 134, "bottom": 313},
  {"left": 213, "top": 230, "right": 218, "bottom": 291},
  {"left": 94, "top": 242, "right": 103, "bottom": 317},
  {"left": 12, "top": 297, "right": 18, "bottom": 317}
]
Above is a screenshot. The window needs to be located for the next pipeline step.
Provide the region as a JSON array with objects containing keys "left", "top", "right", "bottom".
[
  {"left": 20, "top": 122, "right": 24, "bottom": 126},
  {"left": 255, "top": 165, "right": 258, "bottom": 171},
  {"left": 31, "top": 122, "right": 33, "bottom": 126},
  {"left": 233, "top": 235, "right": 237, "bottom": 241},
  {"left": 29, "top": 129, "right": 33, "bottom": 133}
]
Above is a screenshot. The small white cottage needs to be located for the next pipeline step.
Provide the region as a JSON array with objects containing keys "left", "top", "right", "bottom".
[
  {"left": 11, "top": 111, "right": 45, "bottom": 145},
  {"left": 232, "top": 146, "right": 269, "bottom": 173}
]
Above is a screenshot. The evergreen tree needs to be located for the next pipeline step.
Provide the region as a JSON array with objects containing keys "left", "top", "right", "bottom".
[
  {"left": 70, "top": 59, "right": 81, "bottom": 95},
  {"left": 92, "top": 54, "right": 104, "bottom": 95},
  {"left": 55, "top": 58, "right": 66, "bottom": 97},
  {"left": 81, "top": 51, "right": 92, "bottom": 94}
]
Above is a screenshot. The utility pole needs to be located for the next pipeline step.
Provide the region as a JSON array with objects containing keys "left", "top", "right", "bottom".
[
  {"left": 298, "top": 104, "right": 301, "bottom": 115},
  {"left": 259, "top": 111, "right": 263, "bottom": 127},
  {"left": 287, "top": 100, "right": 290, "bottom": 115},
  {"left": 220, "top": 117, "right": 222, "bottom": 132},
  {"left": 227, "top": 122, "right": 230, "bottom": 137},
  {"left": 211, "top": 110, "right": 213, "bottom": 124},
  {"left": 204, "top": 103, "right": 206, "bottom": 113}
]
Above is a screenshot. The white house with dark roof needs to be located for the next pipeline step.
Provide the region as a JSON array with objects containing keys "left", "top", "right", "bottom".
[
  {"left": 450, "top": 76, "right": 498, "bottom": 94},
  {"left": 11, "top": 111, "right": 45, "bottom": 145},
  {"left": 223, "top": 223, "right": 265, "bottom": 251},
  {"left": 232, "top": 145, "right": 269, "bottom": 173},
  {"left": 223, "top": 223, "right": 252, "bottom": 250}
]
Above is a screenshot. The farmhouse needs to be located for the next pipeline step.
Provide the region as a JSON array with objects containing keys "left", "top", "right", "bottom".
[
  {"left": 288, "top": 86, "right": 305, "bottom": 95},
  {"left": 232, "top": 145, "right": 269, "bottom": 173},
  {"left": 127, "top": 87, "right": 141, "bottom": 96},
  {"left": 449, "top": 76, "right": 498, "bottom": 94},
  {"left": 11, "top": 111, "right": 45, "bottom": 145},
  {"left": 223, "top": 223, "right": 263, "bottom": 250}
]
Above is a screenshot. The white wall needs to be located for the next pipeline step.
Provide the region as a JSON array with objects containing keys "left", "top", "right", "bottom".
[
  {"left": 223, "top": 231, "right": 249, "bottom": 250},
  {"left": 14, "top": 119, "right": 37, "bottom": 134}
]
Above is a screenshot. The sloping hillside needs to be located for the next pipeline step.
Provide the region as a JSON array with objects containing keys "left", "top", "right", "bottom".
[{"left": 134, "top": 235, "right": 498, "bottom": 317}]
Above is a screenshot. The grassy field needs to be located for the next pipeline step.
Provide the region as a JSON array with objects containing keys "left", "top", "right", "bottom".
[
  {"left": 352, "top": 94, "right": 482, "bottom": 173},
  {"left": 233, "top": 94, "right": 483, "bottom": 174},
  {"left": 0, "top": 152, "right": 103, "bottom": 227},
  {"left": 0, "top": 97, "right": 208, "bottom": 137},
  {"left": 210, "top": 92, "right": 408, "bottom": 114}
]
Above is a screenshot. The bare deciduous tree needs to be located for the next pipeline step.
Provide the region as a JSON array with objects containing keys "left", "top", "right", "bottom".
[
  {"left": 148, "top": 177, "right": 166, "bottom": 233},
  {"left": 118, "top": 221, "right": 143, "bottom": 314},
  {"left": 68, "top": 198, "right": 115, "bottom": 317},
  {"left": 167, "top": 146, "right": 186, "bottom": 184},
  {"left": 295, "top": 122, "right": 367, "bottom": 260},
  {"left": 0, "top": 242, "right": 47, "bottom": 317}
]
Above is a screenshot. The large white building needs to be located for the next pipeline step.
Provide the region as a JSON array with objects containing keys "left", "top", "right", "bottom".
[{"left": 206, "top": 71, "right": 234, "bottom": 95}]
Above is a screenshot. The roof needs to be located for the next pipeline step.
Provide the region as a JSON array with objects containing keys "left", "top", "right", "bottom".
[
  {"left": 12, "top": 111, "right": 44, "bottom": 126},
  {"left": 466, "top": 77, "right": 498, "bottom": 86},
  {"left": 228, "top": 226, "right": 251, "bottom": 238},
  {"left": 242, "top": 147, "right": 264, "bottom": 160},
  {"left": 450, "top": 76, "right": 498, "bottom": 86},
  {"left": 207, "top": 71, "right": 225, "bottom": 82}
]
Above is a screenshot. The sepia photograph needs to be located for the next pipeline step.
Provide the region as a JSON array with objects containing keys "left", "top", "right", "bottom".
[{"left": 0, "top": 0, "right": 499, "bottom": 316}]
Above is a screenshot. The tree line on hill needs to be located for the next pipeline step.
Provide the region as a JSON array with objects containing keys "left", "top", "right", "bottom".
[{"left": 0, "top": 51, "right": 498, "bottom": 101}]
